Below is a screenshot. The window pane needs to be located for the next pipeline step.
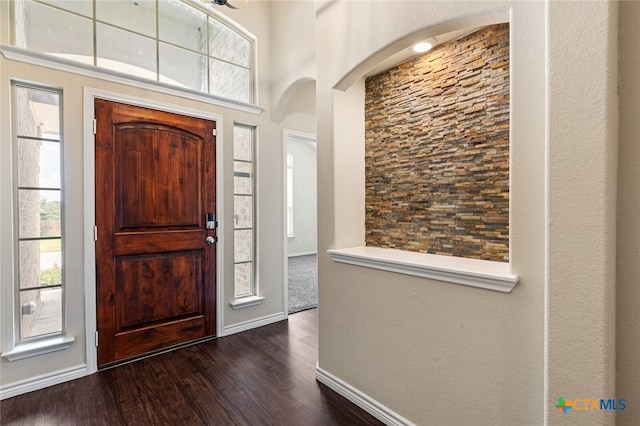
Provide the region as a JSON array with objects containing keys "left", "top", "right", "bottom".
[
  {"left": 234, "top": 195, "right": 252, "bottom": 229},
  {"left": 38, "top": 0, "right": 93, "bottom": 17},
  {"left": 18, "top": 140, "right": 61, "bottom": 188},
  {"left": 97, "top": 23, "right": 157, "bottom": 80},
  {"left": 96, "top": 0, "right": 156, "bottom": 38},
  {"left": 234, "top": 161, "right": 252, "bottom": 195},
  {"left": 159, "top": 0, "right": 207, "bottom": 53},
  {"left": 209, "top": 59, "right": 250, "bottom": 103},
  {"left": 20, "top": 287, "right": 62, "bottom": 339},
  {"left": 234, "top": 263, "right": 252, "bottom": 297},
  {"left": 234, "top": 229, "right": 252, "bottom": 263},
  {"left": 159, "top": 43, "right": 208, "bottom": 92},
  {"left": 15, "top": 86, "right": 60, "bottom": 138},
  {"left": 15, "top": 0, "right": 93, "bottom": 64},
  {"left": 19, "top": 240, "right": 62, "bottom": 289},
  {"left": 233, "top": 126, "right": 252, "bottom": 161},
  {"left": 13, "top": 82, "right": 65, "bottom": 344},
  {"left": 18, "top": 190, "right": 61, "bottom": 239},
  {"left": 208, "top": 18, "right": 250, "bottom": 67}
]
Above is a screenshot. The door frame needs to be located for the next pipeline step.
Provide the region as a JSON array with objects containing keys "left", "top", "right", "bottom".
[
  {"left": 83, "top": 87, "right": 224, "bottom": 374},
  {"left": 282, "top": 128, "right": 317, "bottom": 318}
]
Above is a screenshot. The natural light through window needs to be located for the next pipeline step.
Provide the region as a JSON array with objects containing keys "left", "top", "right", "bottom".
[
  {"left": 13, "top": 81, "right": 65, "bottom": 341},
  {"left": 233, "top": 124, "right": 256, "bottom": 298},
  {"left": 286, "top": 153, "right": 294, "bottom": 238},
  {"left": 13, "top": 0, "right": 255, "bottom": 103}
]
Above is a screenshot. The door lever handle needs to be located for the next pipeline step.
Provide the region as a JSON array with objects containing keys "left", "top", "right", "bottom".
[{"left": 205, "top": 236, "right": 216, "bottom": 245}]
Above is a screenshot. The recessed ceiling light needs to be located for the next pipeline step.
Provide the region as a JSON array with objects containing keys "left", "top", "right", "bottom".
[{"left": 413, "top": 40, "right": 434, "bottom": 53}]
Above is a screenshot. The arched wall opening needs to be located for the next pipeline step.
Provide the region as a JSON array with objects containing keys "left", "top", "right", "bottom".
[{"left": 315, "top": 3, "right": 550, "bottom": 423}]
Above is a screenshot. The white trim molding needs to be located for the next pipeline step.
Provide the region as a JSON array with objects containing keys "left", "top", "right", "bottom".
[
  {"left": 316, "top": 366, "right": 416, "bottom": 426},
  {"left": 222, "top": 312, "right": 285, "bottom": 337},
  {"left": 327, "top": 246, "right": 519, "bottom": 293},
  {"left": 229, "top": 295, "right": 266, "bottom": 310},
  {"left": 0, "top": 364, "right": 87, "bottom": 400},
  {"left": 2, "top": 336, "right": 75, "bottom": 362},
  {"left": 1, "top": 45, "right": 263, "bottom": 115},
  {"left": 288, "top": 251, "right": 318, "bottom": 257},
  {"left": 83, "top": 87, "right": 226, "bottom": 371}
]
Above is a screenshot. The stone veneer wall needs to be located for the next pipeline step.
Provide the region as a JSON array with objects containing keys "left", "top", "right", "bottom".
[{"left": 365, "top": 23, "right": 510, "bottom": 262}]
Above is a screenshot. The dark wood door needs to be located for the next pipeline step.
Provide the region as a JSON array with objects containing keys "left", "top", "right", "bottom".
[{"left": 95, "top": 99, "right": 216, "bottom": 366}]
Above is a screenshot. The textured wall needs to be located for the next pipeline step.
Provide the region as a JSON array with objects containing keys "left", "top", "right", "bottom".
[
  {"left": 545, "top": 2, "right": 618, "bottom": 423},
  {"left": 617, "top": 1, "right": 640, "bottom": 424},
  {"left": 365, "top": 24, "right": 509, "bottom": 261}
]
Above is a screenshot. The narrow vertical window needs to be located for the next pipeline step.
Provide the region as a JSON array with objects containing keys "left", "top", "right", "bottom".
[
  {"left": 233, "top": 125, "right": 256, "bottom": 298},
  {"left": 13, "top": 82, "right": 64, "bottom": 341}
]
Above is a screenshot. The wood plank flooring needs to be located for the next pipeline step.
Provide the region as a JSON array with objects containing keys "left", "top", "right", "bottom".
[{"left": 1, "top": 309, "right": 385, "bottom": 425}]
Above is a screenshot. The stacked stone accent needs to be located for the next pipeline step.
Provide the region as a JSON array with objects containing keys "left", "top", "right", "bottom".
[{"left": 365, "top": 24, "right": 510, "bottom": 262}]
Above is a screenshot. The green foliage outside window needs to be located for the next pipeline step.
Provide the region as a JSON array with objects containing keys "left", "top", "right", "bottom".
[
  {"left": 40, "top": 263, "right": 61, "bottom": 286},
  {"left": 40, "top": 199, "right": 61, "bottom": 221}
]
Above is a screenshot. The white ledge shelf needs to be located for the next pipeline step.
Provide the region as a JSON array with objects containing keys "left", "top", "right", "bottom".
[
  {"left": 229, "top": 295, "right": 266, "bottom": 310},
  {"left": 2, "top": 336, "right": 75, "bottom": 362},
  {"left": 327, "top": 246, "right": 519, "bottom": 293}
]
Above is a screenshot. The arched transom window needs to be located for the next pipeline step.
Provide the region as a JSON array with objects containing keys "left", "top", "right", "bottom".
[{"left": 12, "top": 0, "right": 255, "bottom": 104}]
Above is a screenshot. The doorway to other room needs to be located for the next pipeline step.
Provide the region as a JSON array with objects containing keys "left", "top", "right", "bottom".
[{"left": 285, "top": 131, "right": 317, "bottom": 314}]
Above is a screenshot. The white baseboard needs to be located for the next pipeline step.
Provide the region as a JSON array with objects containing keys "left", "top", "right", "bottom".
[
  {"left": 222, "top": 312, "right": 286, "bottom": 337},
  {"left": 0, "top": 364, "right": 88, "bottom": 400},
  {"left": 315, "top": 365, "right": 415, "bottom": 426}
]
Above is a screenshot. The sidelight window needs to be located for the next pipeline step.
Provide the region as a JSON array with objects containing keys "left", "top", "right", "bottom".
[
  {"left": 12, "top": 82, "right": 65, "bottom": 343},
  {"left": 233, "top": 124, "right": 256, "bottom": 298}
]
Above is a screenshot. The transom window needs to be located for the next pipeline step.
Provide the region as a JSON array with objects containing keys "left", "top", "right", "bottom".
[{"left": 12, "top": 0, "right": 255, "bottom": 103}]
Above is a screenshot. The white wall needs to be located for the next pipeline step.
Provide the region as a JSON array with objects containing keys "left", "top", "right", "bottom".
[
  {"left": 269, "top": 0, "right": 316, "bottom": 121},
  {"left": 617, "top": 2, "right": 640, "bottom": 425},
  {"left": 287, "top": 136, "right": 317, "bottom": 256},
  {"left": 545, "top": 4, "right": 618, "bottom": 425},
  {"left": 316, "top": 1, "right": 617, "bottom": 424}
]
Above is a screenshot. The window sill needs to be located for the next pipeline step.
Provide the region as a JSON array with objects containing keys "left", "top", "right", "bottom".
[
  {"left": 327, "top": 246, "right": 519, "bottom": 293},
  {"left": 229, "top": 295, "right": 266, "bottom": 310},
  {"left": 2, "top": 336, "right": 75, "bottom": 362}
]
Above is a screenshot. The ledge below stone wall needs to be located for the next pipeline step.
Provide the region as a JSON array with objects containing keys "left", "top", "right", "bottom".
[{"left": 364, "top": 23, "right": 510, "bottom": 262}]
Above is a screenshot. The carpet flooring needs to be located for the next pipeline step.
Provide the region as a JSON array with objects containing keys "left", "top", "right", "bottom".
[{"left": 288, "top": 254, "right": 318, "bottom": 314}]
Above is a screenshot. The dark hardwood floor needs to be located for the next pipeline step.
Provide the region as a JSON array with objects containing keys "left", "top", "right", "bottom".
[{"left": 1, "top": 309, "right": 385, "bottom": 425}]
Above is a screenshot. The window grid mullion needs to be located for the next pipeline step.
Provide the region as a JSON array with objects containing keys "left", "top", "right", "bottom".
[
  {"left": 233, "top": 125, "right": 256, "bottom": 298},
  {"left": 17, "top": 135, "right": 60, "bottom": 143},
  {"left": 20, "top": 284, "right": 63, "bottom": 293},
  {"left": 12, "top": 81, "right": 65, "bottom": 342},
  {"left": 18, "top": 236, "right": 61, "bottom": 242},
  {"left": 16, "top": 0, "right": 255, "bottom": 104},
  {"left": 17, "top": 186, "right": 60, "bottom": 191}
]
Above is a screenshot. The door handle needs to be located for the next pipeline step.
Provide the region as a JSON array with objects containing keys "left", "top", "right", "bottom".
[{"left": 205, "top": 236, "right": 216, "bottom": 245}]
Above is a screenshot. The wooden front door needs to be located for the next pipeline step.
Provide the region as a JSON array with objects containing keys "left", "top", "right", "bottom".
[{"left": 95, "top": 99, "right": 217, "bottom": 367}]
